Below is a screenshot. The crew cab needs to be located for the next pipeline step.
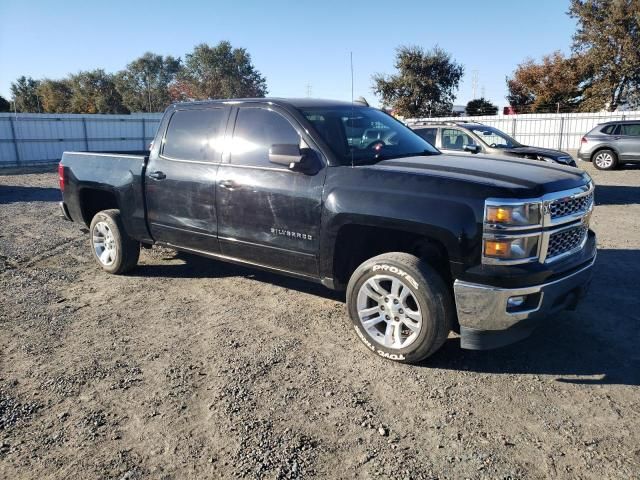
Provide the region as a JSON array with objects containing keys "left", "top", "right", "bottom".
[{"left": 59, "top": 99, "right": 596, "bottom": 363}]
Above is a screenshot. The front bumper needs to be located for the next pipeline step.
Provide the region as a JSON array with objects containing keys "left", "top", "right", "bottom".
[{"left": 453, "top": 254, "right": 595, "bottom": 350}]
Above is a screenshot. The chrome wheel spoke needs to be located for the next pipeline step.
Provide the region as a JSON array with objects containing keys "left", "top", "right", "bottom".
[
  {"left": 358, "top": 306, "right": 380, "bottom": 319},
  {"left": 384, "top": 321, "right": 394, "bottom": 347},
  {"left": 390, "top": 278, "right": 401, "bottom": 297},
  {"left": 392, "top": 323, "right": 403, "bottom": 347},
  {"left": 405, "top": 309, "right": 420, "bottom": 322},
  {"left": 402, "top": 317, "right": 420, "bottom": 332},
  {"left": 362, "top": 315, "right": 385, "bottom": 328},
  {"left": 363, "top": 278, "right": 385, "bottom": 301}
]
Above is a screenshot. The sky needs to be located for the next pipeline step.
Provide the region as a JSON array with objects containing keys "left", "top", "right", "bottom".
[{"left": 0, "top": 0, "right": 577, "bottom": 109}]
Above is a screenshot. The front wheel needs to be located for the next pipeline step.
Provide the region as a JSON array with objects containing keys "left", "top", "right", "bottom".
[
  {"left": 346, "top": 252, "right": 454, "bottom": 363},
  {"left": 592, "top": 149, "right": 618, "bottom": 170},
  {"left": 89, "top": 209, "right": 140, "bottom": 274}
]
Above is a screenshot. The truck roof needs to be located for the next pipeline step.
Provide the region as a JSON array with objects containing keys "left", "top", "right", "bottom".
[{"left": 172, "top": 98, "right": 357, "bottom": 109}]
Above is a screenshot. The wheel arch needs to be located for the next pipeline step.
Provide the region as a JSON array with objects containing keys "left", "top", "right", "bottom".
[{"left": 79, "top": 187, "right": 120, "bottom": 226}]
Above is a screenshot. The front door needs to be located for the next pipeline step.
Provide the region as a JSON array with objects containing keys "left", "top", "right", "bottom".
[
  {"left": 439, "top": 128, "right": 478, "bottom": 154},
  {"left": 216, "top": 105, "right": 325, "bottom": 277},
  {"left": 145, "top": 106, "right": 230, "bottom": 252}
]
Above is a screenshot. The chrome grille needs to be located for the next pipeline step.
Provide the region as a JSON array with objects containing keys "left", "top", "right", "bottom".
[
  {"left": 547, "top": 225, "right": 588, "bottom": 260},
  {"left": 549, "top": 192, "right": 593, "bottom": 219}
]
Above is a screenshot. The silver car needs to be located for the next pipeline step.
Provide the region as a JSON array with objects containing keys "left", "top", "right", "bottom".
[{"left": 578, "top": 120, "right": 640, "bottom": 170}]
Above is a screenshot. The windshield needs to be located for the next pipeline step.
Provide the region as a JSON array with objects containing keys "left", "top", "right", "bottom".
[
  {"left": 299, "top": 106, "right": 440, "bottom": 165},
  {"left": 467, "top": 125, "right": 522, "bottom": 148}
]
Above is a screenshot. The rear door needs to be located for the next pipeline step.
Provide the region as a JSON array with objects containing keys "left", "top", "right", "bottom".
[
  {"left": 413, "top": 127, "right": 438, "bottom": 147},
  {"left": 616, "top": 123, "right": 640, "bottom": 161},
  {"left": 215, "top": 105, "right": 326, "bottom": 277},
  {"left": 145, "top": 106, "right": 230, "bottom": 252}
]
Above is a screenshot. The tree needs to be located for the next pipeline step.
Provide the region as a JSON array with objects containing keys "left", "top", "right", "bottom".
[
  {"left": 0, "top": 95, "right": 10, "bottom": 112},
  {"left": 465, "top": 98, "right": 498, "bottom": 116},
  {"left": 67, "top": 69, "right": 128, "bottom": 114},
  {"left": 10, "top": 76, "right": 41, "bottom": 112},
  {"left": 178, "top": 41, "right": 267, "bottom": 99},
  {"left": 37, "top": 79, "right": 73, "bottom": 113},
  {"left": 569, "top": 0, "right": 640, "bottom": 111},
  {"left": 115, "top": 52, "right": 182, "bottom": 112},
  {"left": 506, "top": 52, "right": 583, "bottom": 113},
  {"left": 372, "top": 45, "right": 464, "bottom": 117}
]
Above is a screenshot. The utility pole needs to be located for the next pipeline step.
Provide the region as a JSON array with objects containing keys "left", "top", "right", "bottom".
[
  {"left": 305, "top": 83, "right": 312, "bottom": 98},
  {"left": 471, "top": 70, "right": 479, "bottom": 99}
]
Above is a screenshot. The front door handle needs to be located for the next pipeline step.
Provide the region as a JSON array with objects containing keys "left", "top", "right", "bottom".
[{"left": 149, "top": 171, "right": 166, "bottom": 180}]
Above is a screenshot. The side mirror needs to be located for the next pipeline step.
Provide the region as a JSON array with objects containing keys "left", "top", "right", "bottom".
[
  {"left": 464, "top": 144, "right": 480, "bottom": 154},
  {"left": 269, "top": 144, "right": 303, "bottom": 167}
]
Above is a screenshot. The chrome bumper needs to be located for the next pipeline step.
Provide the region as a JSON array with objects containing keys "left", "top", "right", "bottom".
[
  {"left": 59, "top": 201, "right": 72, "bottom": 221},
  {"left": 453, "top": 255, "right": 596, "bottom": 349}
]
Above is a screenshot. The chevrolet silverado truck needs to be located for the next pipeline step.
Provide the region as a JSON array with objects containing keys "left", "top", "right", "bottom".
[{"left": 58, "top": 99, "right": 596, "bottom": 363}]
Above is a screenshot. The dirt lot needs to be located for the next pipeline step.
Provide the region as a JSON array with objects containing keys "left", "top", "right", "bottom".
[{"left": 0, "top": 161, "right": 639, "bottom": 480}]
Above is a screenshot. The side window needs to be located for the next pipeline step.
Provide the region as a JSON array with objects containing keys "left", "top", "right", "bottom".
[
  {"left": 620, "top": 123, "right": 640, "bottom": 136},
  {"left": 601, "top": 124, "right": 617, "bottom": 135},
  {"left": 231, "top": 108, "right": 301, "bottom": 167},
  {"left": 441, "top": 128, "right": 475, "bottom": 151},
  {"left": 162, "top": 108, "right": 227, "bottom": 161},
  {"left": 415, "top": 128, "right": 437, "bottom": 146}
]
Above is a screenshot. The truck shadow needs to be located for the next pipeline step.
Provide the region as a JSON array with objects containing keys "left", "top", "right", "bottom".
[
  {"left": 594, "top": 185, "right": 640, "bottom": 206},
  {"left": 134, "top": 248, "right": 638, "bottom": 386},
  {"left": 0, "top": 185, "right": 61, "bottom": 204},
  {"left": 426, "top": 248, "right": 640, "bottom": 387},
  {"left": 132, "top": 251, "right": 345, "bottom": 302}
]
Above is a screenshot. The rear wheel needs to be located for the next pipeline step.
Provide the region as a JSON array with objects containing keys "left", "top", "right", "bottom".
[
  {"left": 592, "top": 149, "right": 618, "bottom": 170},
  {"left": 346, "top": 252, "right": 454, "bottom": 363},
  {"left": 89, "top": 209, "right": 139, "bottom": 274}
]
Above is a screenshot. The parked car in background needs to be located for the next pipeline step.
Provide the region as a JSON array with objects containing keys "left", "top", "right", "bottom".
[
  {"left": 409, "top": 121, "right": 577, "bottom": 167},
  {"left": 578, "top": 120, "right": 640, "bottom": 170}
]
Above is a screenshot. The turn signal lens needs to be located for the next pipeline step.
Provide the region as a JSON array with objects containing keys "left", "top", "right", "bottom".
[
  {"left": 482, "top": 235, "right": 540, "bottom": 264},
  {"left": 484, "top": 240, "right": 510, "bottom": 257}
]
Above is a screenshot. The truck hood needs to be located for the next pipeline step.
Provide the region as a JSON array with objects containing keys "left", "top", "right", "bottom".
[{"left": 371, "top": 154, "right": 591, "bottom": 196}]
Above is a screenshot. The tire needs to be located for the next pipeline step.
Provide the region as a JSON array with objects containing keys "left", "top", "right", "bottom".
[
  {"left": 89, "top": 209, "right": 140, "bottom": 274},
  {"left": 592, "top": 149, "right": 618, "bottom": 170},
  {"left": 346, "top": 252, "right": 454, "bottom": 363}
]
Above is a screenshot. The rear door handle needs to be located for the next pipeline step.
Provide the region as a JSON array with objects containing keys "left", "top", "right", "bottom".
[
  {"left": 219, "top": 179, "right": 237, "bottom": 189},
  {"left": 149, "top": 171, "right": 166, "bottom": 180}
]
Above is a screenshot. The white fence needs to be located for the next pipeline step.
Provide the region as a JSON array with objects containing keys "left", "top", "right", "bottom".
[
  {"left": 406, "top": 111, "right": 640, "bottom": 151},
  {"left": 0, "top": 112, "right": 163, "bottom": 167}
]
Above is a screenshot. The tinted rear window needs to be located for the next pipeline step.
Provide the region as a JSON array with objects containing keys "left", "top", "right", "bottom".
[
  {"left": 414, "top": 127, "right": 437, "bottom": 145},
  {"left": 163, "top": 108, "right": 227, "bottom": 161},
  {"left": 601, "top": 124, "right": 618, "bottom": 135}
]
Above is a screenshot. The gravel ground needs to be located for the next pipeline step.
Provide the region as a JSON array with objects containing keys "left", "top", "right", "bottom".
[{"left": 0, "top": 162, "right": 639, "bottom": 480}]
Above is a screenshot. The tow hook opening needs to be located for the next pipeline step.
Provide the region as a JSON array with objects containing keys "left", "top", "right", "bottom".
[{"left": 506, "top": 292, "right": 542, "bottom": 313}]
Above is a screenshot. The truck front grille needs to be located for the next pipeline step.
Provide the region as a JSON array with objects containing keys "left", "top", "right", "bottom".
[
  {"left": 546, "top": 225, "right": 588, "bottom": 260},
  {"left": 549, "top": 192, "right": 593, "bottom": 220}
]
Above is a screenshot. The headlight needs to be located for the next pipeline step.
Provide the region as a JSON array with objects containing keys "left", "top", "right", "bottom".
[
  {"left": 483, "top": 235, "right": 540, "bottom": 264},
  {"left": 485, "top": 202, "right": 541, "bottom": 228}
]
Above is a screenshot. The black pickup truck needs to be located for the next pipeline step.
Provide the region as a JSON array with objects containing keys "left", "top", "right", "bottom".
[{"left": 59, "top": 98, "right": 596, "bottom": 363}]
